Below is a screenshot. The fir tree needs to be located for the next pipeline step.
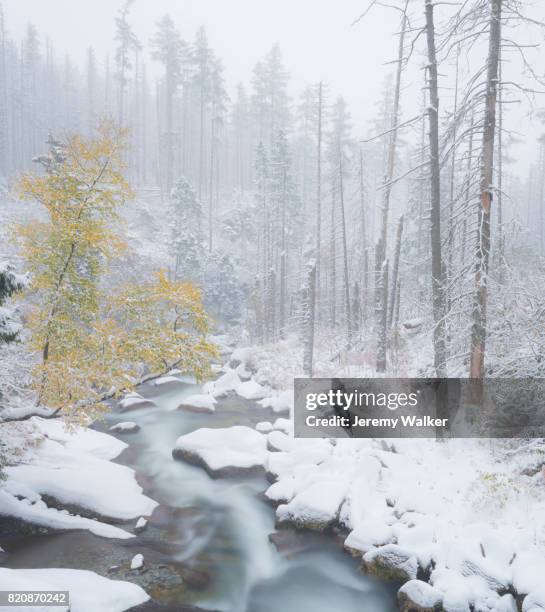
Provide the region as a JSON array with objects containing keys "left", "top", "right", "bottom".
[
  {"left": 169, "top": 177, "right": 205, "bottom": 283},
  {"left": 0, "top": 261, "right": 27, "bottom": 344}
]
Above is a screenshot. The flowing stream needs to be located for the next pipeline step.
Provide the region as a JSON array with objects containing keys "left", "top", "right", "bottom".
[{"left": 5, "top": 376, "right": 398, "bottom": 612}]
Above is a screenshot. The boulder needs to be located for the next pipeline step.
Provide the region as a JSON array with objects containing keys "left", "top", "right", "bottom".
[
  {"left": 363, "top": 544, "right": 419, "bottom": 582},
  {"left": 398, "top": 580, "right": 443, "bottom": 612}
]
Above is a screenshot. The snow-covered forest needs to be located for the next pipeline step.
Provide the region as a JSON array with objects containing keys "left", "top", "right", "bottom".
[{"left": 1, "top": 1, "right": 545, "bottom": 611}]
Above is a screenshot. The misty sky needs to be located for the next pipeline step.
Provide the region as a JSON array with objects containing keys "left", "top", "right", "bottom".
[{"left": 6, "top": 0, "right": 545, "bottom": 170}]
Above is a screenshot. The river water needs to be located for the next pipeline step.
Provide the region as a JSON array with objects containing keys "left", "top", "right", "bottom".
[{"left": 6, "top": 377, "right": 398, "bottom": 612}]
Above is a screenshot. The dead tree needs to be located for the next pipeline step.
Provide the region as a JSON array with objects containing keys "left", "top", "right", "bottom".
[
  {"left": 377, "top": 256, "right": 389, "bottom": 373},
  {"left": 469, "top": 0, "right": 502, "bottom": 382},
  {"left": 425, "top": 0, "right": 447, "bottom": 376},
  {"left": 388, "top": 215, "right": 404, "bottom": 329},
  {"left": 376, "top": 2, "right": 408, "bottom": 270},
  {"left": 303, "top": 259, "right": 317, "bottom": 376}
]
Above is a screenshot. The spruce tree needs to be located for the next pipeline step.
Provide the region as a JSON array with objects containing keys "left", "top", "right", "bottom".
[{"left": 0, "top": 261, "right": 27, "bottom": 344}]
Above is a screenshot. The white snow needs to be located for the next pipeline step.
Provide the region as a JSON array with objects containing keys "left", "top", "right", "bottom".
[
  {"left": 1, "top": 417, "right": 157, "bottom": 536},
  {"left": 203, "top": 369, "right": 241, "bottom": 397},
  {"left": 256, "top": 421, "right": 273, "bottom": 433},
  {"left": 399, "top": 579, "right": 443, "bottom": 608},
  {"left": 277, "top": 479, "right": 349, "bottom": 529},
  {"left": 135, "top": 516, "right": 148, "bottom": 531},
  {"left": 174, "top": 425, "right": 268, "bottom": 474},
  {"left": 258, "top": 390, "right": 293, "bottom": 413},
  {"left": 0, "top": 568, "right": 149, "bottom": 612},
  {"left": 236, "top": 379, "right": 270, "bottom": 400},
  {"left": 153, "top": 375, "right": 183, "bottom": 386},
  {"left": 118, "top": 393, "right": 156, "bottom": 411},
  {"left": 109, "top": 421, "right": 139, "bottom": 433},
  {"left": 176, "top": 393, "right": 217, "bottom": 413},
  {"left": 130, "top": 553, "right": 144, "bottom": 570}
]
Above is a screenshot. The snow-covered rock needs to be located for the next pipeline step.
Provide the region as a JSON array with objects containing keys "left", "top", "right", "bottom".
[
  {"left": 118, "top": 393, "right": 156, "bottom": 412},
  {"left": 134, "top": 516, "right": 148, "bottom": 533},
  {"left": 153, "top": 375, "right": 183, "bottom": 386},
  {"left": 276, "top": 479, "right": 349, "bottom": 531},
  {"left": 176, "top": 393, "right": 217, "bottom": 413},
  {"left": 256, "top": 421, "right": 273, "bottom": 433},
  {"left": 173, "top": 425, "right": 268, "bottom": 477},
  {"left": 267, "top": 430, "right": 295, "bottom": 453},
  {"left": 398, "top": 580, "right": 443, "bottom": 612},
  {"left": 236, "top": 379, "right": 269, "bottom": 400},
  {"left": 0, "top": 567, "right": 149, "bottom": 612},
  {"left": 362, "top": 544, "right": 419, "bottom": 582},
  {"left": 204, "top": 369, "right": 241, "bottom": 398},
  {"left": 109, "top": 421, "right": 140, "bottom": 434},
  {"left": 258, "top": 390, "right": 293, "bottom": 413},
  {"left": 130, "top": 553, "right": 144, "bottom": 570}
]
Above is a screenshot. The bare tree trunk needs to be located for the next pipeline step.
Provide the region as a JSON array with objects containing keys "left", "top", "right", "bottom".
[
  {"left": 462, "top": 111, "right": 475, "bottom": 269},
  {"left": 359, "top": 147, "right": 367, "bottom": 272},
  {"left": 339, "top": 154, "right": 351, "bottom": 336},
  {"left": 363, "top": 248, "right": 369, "bottom": 325},
  {"left": 165, "top": 77, "right": 173, "bottom": 192},
  {"left": 469, "top": 0, "right": 502, "bottom": 383},
  {"left": 303, "top": 259, "right": 316, "bottom": 376},
  {"left": 496, "top": 51, "right": 504, "bottom": 282},
  {"left": 330, "top": 190, "right": 336, "bottom": 326},
  {"left": 425, "top": 0, "right": 447, "bottom": 377},
  {"left": 316, "top": 82, "right": 323, "bottom": 319},
  {"left": 394, "top": 279, "right": 401, "bottom": 328},
  {"left": 376, "top": 3, "right": 408, "bottom": 269},
  {"left": 280, "top": 251, "right": 286, "bottom": 338},
  {"left": 388, "top": 215, "right": 404, "bottom": 328},
  {"left": 376, "top": 257, "right": 389, "bottom": 373},
  {"left": 268, "top": 267, "right": 276, "bottom": 341}
]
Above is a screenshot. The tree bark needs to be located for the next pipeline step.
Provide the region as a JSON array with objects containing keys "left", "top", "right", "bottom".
[
  {"left": 425, "top": 0, "right": 447, "bottom": 377},
  {"left": 469, "top": 0, "right": 502, "bottom": 384}
]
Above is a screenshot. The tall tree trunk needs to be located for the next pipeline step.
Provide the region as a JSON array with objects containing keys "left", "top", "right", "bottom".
[
  {"left": 165, "top": 76, "right": 173, "bottom": 192},
  {"left": 316, "top": 82, "right": 323, "bottom": 319},
  {"left": 339, "top": 154, "right": 351, "bottom": 336},
  {"left": 388, "top": 215, "right": 404, "bottom": 328},
  {"left": 376, "top": 3, "right": 408, "bottom": 269},
  {"left": 497, "top": 52, "right": 504, "bottom": 282},
  {"left": 303, "top": 259, "right": 316, "bottom": 376},
  {"left": 469, "top": 0, "right": 502, "bottom": 383},
  {"left": 376, "top": 256, "right": 389, "bottom": 373},
  {"left": 425, "top": 0, "right": 447, "bottom": 377}
]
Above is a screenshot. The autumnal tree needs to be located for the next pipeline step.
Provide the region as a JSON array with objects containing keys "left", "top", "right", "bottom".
[{"left": 16, "top": 123, "right": 215, "bottom": 419}]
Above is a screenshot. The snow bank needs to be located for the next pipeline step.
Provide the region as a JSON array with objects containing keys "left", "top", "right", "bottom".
[
  {"left": 0, "top": 568, "right": 149, "bottom": 612},
  {"left": 173, "top": 425, "right": 267, "bottom": 477},
  {"left": 1, "top": 417, "right": 157, "bottom": 535}
]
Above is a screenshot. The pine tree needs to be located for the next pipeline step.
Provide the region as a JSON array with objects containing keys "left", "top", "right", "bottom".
[
  {"left": 114, "top": 0, "right": 140, "bottom": 125},
  {"left": 251, "top": 45, "right": 290, "bottom": 148},
  {"left": 0, "top": 261, "right": 27, "bottom": 344},
  {"left": 169, "top": 177, "right": 205, "bottom": 283},
  {"left": 151, "top": 15, "right": 186, "bottom": 191}
]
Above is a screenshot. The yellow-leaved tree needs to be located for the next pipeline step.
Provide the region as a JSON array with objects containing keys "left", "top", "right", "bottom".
[{"left": 16, "top": 122, "right": 215, "bottom": 420}]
